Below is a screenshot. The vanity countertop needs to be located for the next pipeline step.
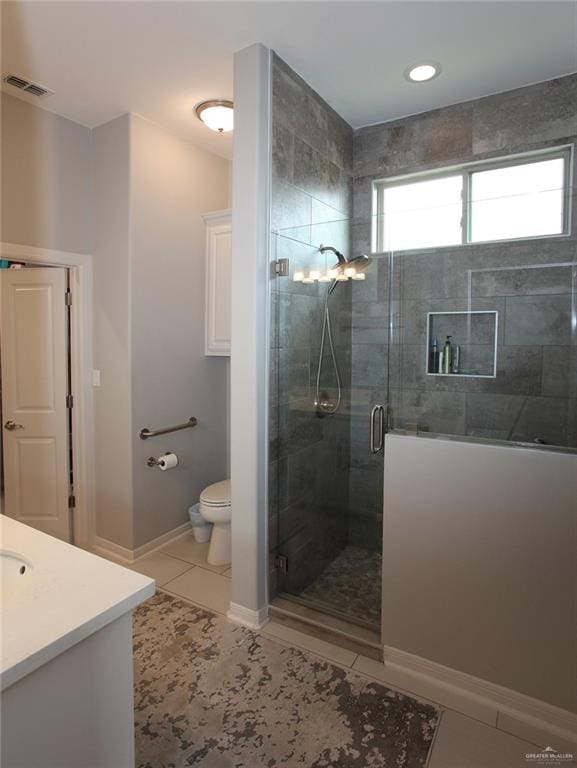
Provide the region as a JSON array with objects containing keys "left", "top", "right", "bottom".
[{"left": 0, "top": 516, "right": 154, "bottom": 691}]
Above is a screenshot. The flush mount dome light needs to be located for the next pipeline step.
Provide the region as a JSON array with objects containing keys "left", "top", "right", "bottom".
[
  {"left": 194, "top": 99, "right": 234, "bottom": 132},
  {"left": 405, "top": 63, "right": 441, "bottom": 83}
]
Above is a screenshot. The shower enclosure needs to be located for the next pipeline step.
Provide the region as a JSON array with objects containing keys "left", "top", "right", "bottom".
[{"left": 268, "top": 54, "right": 577, "bottom": 637}]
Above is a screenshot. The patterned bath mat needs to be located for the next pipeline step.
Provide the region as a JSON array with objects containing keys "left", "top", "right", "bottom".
[{"left": 134, "top": 593, "right": 438, "bottom": 768}]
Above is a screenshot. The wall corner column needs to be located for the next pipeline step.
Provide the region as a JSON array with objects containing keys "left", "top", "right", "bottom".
[{"left": 228, "top": 43, "right": 272, "bottom": 628}]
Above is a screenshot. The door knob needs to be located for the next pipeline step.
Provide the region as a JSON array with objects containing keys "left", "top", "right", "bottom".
[{"left": 4, "top": 420, "right": 23, "bottom": 431}]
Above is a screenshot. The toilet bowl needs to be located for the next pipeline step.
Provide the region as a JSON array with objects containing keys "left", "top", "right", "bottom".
[{"left": 199, "top": 479, "right": 231, "bottom": 566}]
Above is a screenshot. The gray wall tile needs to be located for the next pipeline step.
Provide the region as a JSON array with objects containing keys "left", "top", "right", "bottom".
[
  {"left": 354, "top": 102, "right": 473, "bottom": 179},
  {"left": 542, "top": 346, "right": 577, "bottom": 398},
  {"left": 505, "top": 294, "right": 573, "bottom": 346},
  {"left": 398, "top": 390, "right": 467, "bottom": 435},
  {"left": 270, "top": 53, "right": 355, "bottom": 597},
  {"left": 472, "top": 75, "right": 577, "bottom": 155}
]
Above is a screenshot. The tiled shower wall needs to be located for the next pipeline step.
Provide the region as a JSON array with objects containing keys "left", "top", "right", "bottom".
[
  {"left": 350, "top": 73, "right": 577, "bottom": 547},
  {"left": 269, "top": 54, "right": 354, "bottom": 595}
]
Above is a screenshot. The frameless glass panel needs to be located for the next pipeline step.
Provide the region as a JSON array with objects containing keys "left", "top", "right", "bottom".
[
  {"left": 387, "top": 191, "right": 577, "bottom": 451},
  {"left": 381, "top": 175, "right": 463, "bottom": 251},
  {"left": 470, "top": 157, "right": 566, "bottom": 242}
]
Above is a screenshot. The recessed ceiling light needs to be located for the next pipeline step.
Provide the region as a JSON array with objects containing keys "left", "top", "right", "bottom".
[
  {"left": 405, "top": 63, "right": 441, "bottom": 83},
  {"left": 194, "top": 99, "right": 234, "bottom": 133}
]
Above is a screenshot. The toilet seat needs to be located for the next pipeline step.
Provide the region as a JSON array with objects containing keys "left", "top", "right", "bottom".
[{"left": 200, "top": 479, "right": 231, "bottom": 508}]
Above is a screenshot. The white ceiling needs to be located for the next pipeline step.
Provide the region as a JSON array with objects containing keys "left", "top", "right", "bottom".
[{"left": 2, "top": 1, "right": 576, "bottom": 160}]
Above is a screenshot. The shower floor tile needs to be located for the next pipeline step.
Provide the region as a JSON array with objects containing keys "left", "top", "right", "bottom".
[{"left": 299, "top": 545, "right": 382, "bottom": 628}]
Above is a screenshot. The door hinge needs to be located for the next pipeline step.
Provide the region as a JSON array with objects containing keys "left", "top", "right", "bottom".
[
  {"left": 274, "top": 554, "right": 288, "bottom": 573},
  {"left": 65, "top": 291, "right": 72, "bottom": 307},
  {"left": 274, "top": 258, "right": 290, "bottom": 277},
  {"left": 68, "top": 494, "right": 76, "bottom": 509},
  {"left": 66, "top": 394, "right": 74, "bottom": 409}
]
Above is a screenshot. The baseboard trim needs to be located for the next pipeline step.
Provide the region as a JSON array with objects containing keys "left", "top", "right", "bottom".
[
  {"left": 383, "top": 645, "right": 577, "bottom": 747},
  {"left": 92, "top": 536, "right": 133, "bottom": 565},
  {"left": 133, "top": 522, "right": 191, "bottom": 561},
  {"left": 92, "top": 522, "right": 192, "bottom": 565},
  {"left": 227, "top": 602, "right": 269, "bottom": 630}
]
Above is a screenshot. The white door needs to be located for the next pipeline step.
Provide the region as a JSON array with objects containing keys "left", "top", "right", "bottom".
[{"left": 1, "top": 268, "right": 71, "bottom": 541}]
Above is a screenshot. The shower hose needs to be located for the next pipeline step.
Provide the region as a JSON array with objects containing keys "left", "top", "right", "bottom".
[{"left": 315, "top": 289, "right": 341, "bottom": 415}]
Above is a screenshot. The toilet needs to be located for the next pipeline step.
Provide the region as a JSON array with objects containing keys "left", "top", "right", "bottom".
[{"left": 199, "top": 479, "right": 231, "bottom": 566}]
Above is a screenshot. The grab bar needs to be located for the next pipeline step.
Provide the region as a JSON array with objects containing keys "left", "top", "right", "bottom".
[{"left": 139, "top": 417, "right": 197, "bottom": 440}]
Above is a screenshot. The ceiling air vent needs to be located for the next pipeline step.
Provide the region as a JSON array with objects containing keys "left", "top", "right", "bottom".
[{"left": 3, "top": 74, "right": 53, "bottom": 98}]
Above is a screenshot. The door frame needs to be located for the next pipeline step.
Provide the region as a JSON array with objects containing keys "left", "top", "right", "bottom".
[{"left": 0, "top": 242, "right": 94, "bottom": 549}]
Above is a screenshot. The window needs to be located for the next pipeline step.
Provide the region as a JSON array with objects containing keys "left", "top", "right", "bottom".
[
  {"left": 375, "top": 148, "right": 571, "bottom": 252},
  {"left": 381, "top": 175, "right": 462, "bottom": 251}
]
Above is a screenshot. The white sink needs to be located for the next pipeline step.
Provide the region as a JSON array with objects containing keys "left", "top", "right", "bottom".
[{"left": 1, "top": 550, "right": 33, "bottom": 600}]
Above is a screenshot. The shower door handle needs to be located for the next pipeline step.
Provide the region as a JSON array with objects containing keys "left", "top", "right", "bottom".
[{"left": 370, "top": 405, "right": 384, "bottom": 454}]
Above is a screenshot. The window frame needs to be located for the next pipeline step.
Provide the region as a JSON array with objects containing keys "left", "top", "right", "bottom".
[{"left": 374, "top": 145, "right": 573, "bottom": 253}]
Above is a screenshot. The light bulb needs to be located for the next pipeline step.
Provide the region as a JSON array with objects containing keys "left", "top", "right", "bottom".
[
  {"left": 405, "top": 63, "right": 440, "bottom": 83},
  {"left": 344, "top": 267, "right": 356, "bottom": 278},
  {"left": 309, "top": 270, "right": 321, "bottom": 281},
  {"left": 336, "top": 274, "right": 348, "bottom": 282},
  {"left": 327, "top": 269, "right": 339, "bottom": 279},
  {"left": 352, "top": 273, "right": 366, "bottom": 281},
  {"left": 318, "top": 274, "right": 332, "bottom": 283},
  {"left": 293, "top": 271, "right": 305, "bottom": 282}
]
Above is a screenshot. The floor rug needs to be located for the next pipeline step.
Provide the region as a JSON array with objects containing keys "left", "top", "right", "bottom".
[{"left": 134, "top": 592, "right": 438, "bottom": 768}]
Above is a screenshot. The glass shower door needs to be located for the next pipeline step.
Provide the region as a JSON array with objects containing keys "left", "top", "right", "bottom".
[{"left": 269, "top": 221, "right": 389, "bottom": 631}]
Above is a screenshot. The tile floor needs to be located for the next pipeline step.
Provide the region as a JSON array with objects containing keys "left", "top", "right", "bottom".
[
  {"left": 129, "top": 535, "right": 576, "bottom": 767},
  {"left": 131, "top": 533, "right": 232, "bottom": 613},
  {"left": 299, "top": 545, "right": 382, "bottom": 628}
]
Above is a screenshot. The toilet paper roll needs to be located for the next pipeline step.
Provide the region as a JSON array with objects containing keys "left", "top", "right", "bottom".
[{"left": 158, "top": 453, "right": 178, "bottom": 471}]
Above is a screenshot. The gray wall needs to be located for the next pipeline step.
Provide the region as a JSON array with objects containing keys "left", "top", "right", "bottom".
[
  {"left": 94, "top": 113, "right": 230, "bottom": 550},
  {"left": 130, "top": 115, "right": 229, "bottom": 549},
  {"left": 93, "top": 114, "right": 134, "bottom": 548},
  {"left": 1, "top": 93, "right": 93, "bottom": 253},
  {"left": 270, "top": 54, "right": 353, "bottom": 594},
  {"left": 350, "top": 73, "right": 577, "bottom": 545},
  {"left": 384, "top": 433, "right": 577, "bottom": 714},
  {"left": 1, "top": 97, "right": 230, "bottom": 551}
]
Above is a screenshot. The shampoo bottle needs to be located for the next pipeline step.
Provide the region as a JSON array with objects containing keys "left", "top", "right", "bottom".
[{"left": 430, "top": 336, "right": 439, "bottom": 373}]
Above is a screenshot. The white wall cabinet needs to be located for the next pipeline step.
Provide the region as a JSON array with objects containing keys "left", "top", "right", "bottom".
[{"left": 203, "top": 210, "right": 232, "bottom": 356}]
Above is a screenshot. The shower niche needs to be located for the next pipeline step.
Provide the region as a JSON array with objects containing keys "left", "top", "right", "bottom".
[{"left": 426, "top": 310, "right": 498, "bottom": 378}]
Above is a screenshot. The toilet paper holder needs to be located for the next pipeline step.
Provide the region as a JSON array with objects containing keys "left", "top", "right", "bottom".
[{"left": 147, "top": 452, "right": 174, "bottom": 468}]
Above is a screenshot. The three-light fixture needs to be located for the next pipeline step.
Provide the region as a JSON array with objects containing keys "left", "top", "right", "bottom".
[{"left": 292, "top": 266, "right": 365, "bottom": 284}]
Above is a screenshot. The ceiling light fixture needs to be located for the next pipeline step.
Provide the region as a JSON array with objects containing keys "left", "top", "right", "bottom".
[
  {"left": 405, "top": 63, "right": 441, "bottom": 83},
  {"left": 194, "top": 99, "right": 234, "bottom": 133}
]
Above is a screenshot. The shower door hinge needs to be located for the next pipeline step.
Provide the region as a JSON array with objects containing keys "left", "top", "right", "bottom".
[
  {"left": 65, "top": 290, "right": 72, "bottom": 306},
  {"left": 274, "top": 258, "right": 290, "bottom": 277},
  {"left": 66, "top": 394, "right": 74, "bottom": 409},
  {"left": 274, "top": 554, "right": 289, "bottom": 573},
  {"left": 68, "top": 494, "right": 76, "bottom": 509}
]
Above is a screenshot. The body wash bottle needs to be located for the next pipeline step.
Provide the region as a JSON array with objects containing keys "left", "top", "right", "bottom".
[{"left": 442, "top": 335, "right": 453, "bottom": 374}]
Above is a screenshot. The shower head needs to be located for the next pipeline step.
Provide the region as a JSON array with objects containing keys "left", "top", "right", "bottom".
[
  {"left": 318, "top": 245, "right": 372, "bottom": 294},
  {"left": 347, "top": 253, "right": 372, "bottom": 272}
]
